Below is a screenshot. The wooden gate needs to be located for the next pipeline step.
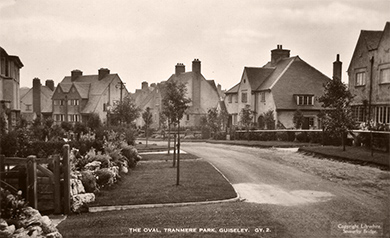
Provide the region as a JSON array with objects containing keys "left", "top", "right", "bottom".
[{"left": 0, "top": 144, "right": 71, "bottom": 214}]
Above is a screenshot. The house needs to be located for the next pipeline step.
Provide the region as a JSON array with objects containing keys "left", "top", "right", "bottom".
[
  {"left": 224, "top": 45, "right": 332, "bottom": 129},
  {"left": 348, "top": 22, "right": 390, "bottom": 126},
  {"left": 20, "top": 78, "right": 56, "bottom": 122},
  {"left": 52, "top": 68, "right": 128, "bottom": 124},
  {"left": 131, "top": 81, "right": 163, "bottom": 129},
  {"left": 131, "top": 59, "right": 222, "bottom": 129},
  {"left": 0, "top": 46, "right": 23, "bottom": 131}
]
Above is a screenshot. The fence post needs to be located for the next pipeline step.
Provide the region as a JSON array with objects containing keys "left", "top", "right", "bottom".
[
  {"left": 63, "top": 144, "right": 71, "bottom": 214},
  {"left": 53, "top": 155, "right": 62, "bottom": 214},
  {"left": 0, "top": 154, "right": 4, "bottom": 214},
  {"left": 26, "top": 155, "right": 38, "bottom": 209},
  {"left": 18, "top": 165, "right": 27, "bottom": 197},
  {"left": 0, "top": 154, "right": 4, "bottom": 184}
]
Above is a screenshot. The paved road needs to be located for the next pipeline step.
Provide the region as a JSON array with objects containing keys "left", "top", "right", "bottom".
[{"left": 179, "top": 142, "right": 388, "bottom": 237}]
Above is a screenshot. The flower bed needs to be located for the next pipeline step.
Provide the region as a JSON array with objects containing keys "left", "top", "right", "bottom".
[{"left": 67, "top": 130, "right": 142, "bottom": 213}]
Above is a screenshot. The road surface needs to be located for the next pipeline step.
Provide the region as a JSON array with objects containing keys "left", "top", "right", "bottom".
[{"left": 179, "top": 142, "right": 389, "bottom": 237}]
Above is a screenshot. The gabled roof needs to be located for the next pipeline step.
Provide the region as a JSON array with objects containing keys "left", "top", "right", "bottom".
[
  {"left": 73, "top": 83, "right": 90, "bottom": 99},
  {"left": 271, "top": 57, "right": 330, "bottom": 109},
  {"left": 206, "top": 80, "right": 218, "bottom": 93},
  {"left": 225, "top": 83, "right": 240, "bottom": 94},
  {"left": 256, "top": 57, "right": 297, "bottom": 91},
  {"left": 361, "top": 30, "right": 383, "bottom": 51},
  {"left": 245, "top": 67, "right": 275, "bottom": 91}
]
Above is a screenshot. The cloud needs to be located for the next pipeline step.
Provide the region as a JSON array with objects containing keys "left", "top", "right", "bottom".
[
  {"left": 0, "top": 0, "right": 16, "bottom": 10},
  {"left": 222, "top": 29, "right": 272, "bottom": 44}
]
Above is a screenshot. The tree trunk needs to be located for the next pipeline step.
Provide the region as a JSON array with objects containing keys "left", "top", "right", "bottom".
[
  {"left": 342, "top": 131, "right": 346, "bottom": 151},
  {"left": 173, "top": 133, "right": 176, "bottom": 167},
  {"left": 146, "top": 125, "right": 148, "bottom": 147},
  {"left": 167, "top": 122, "right": 171, "bottom": 155},
  {"left": 176, "top": 122, "right": 180, "bottom": 186}
]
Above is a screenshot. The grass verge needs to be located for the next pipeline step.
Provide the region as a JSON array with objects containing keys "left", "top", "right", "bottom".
[
  {"left": 89, "top": 154, "right": 237, "bottom": 206},
  {"left": 58, "top": 202, "right": 285, "bottom": 238},
  {"left": 298, "top": 145, "right": 389, "bottom": 168}
]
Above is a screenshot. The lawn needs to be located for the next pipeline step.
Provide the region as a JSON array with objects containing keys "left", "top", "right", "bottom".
[
  {"left": 299, "top": 145, "right": 389, "bottom": 168},
  {"left": 58, "top": 202, "right": 283, "bottom": 238},
  {"left": 207, "top": 140, "right": 316, "bottom": 148},
  {"left": 89, "top": 154, "right": 237, "bottom": 207}
]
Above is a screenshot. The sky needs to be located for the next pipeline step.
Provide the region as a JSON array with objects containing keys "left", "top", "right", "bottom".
[{"left": 1, "top": 0, "right": 389, "bottom": 93}]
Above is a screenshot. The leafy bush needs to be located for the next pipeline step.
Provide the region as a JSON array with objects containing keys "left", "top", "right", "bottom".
[
  {"left": 308, "top": 132, "right": 322, "bottom": 143},
  {"left": 295, "top": 132, "right": 308, "bottom": 142},
  {"left": 0, "top": 189, "right": 27, "bottom": 222},
  {"left": 276, "top": 132, "right": 289, "bottom": 141}
]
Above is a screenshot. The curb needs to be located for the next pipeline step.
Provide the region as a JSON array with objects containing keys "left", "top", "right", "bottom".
[
  {"left": 89, "top": 156, "right": 241, "bottom": 213},
  {"left": 88, "top": 196, "right": 240, "bottom": 213}
]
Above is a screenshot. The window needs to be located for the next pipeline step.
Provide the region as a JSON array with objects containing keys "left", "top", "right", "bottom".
[
  {"left": 380, "top": 68, "right": 390, "bottom": 84},
  {"left": 25, "top": 104, "right": 32, "bottom": 111},
  {"left": 355, "top": 72, "right": 366, "bottom": 86},
  {"left": 187, "top": 114, "right": 190, "bottom": 121},
  {"left": 261, "top": 92, "right": 266, "bottom": 102},
  {"left": 234, "top": 95, "right": 238, "bottom": 103},
  {"left": 68, "top": 114, "right": 81, "bottom": 122},
  {"left": 228, "top": 95, "right": 232, "bottom": 103},
  {"left": 296, "top": 95, "right": 314, "bottom": 105},
  {"left": 375, "top": 106, "right": 390, "bottom": 124},
  {"left": 103, "top": 103, "right": 107, "bottom": 112},
  {"left": 241, "top": 92, "right": 247, "bottom": 103},
  {"left": 352, "top": 106, "right": 366, "bottom": 122},
  {"left": 54, "top": 100, "right": 65, "bottom": 106},
  {"left": 54, "top": 114, "right": 65, "bottom": 122}
]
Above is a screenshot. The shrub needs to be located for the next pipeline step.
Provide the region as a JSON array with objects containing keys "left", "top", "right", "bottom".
[
  {"left": 1, "top": 130, "right": 19, "bottom": 157},
  {"left": 214, "top": 132, "right": 227, "bottom": 140},
  {"left": 276, "top": 132, "right": 289, "bottom": 141},
  {"left": 295, "top": 132, "right": 308, "bottom": 142},
  {"left": 287, "top": 131, "right": 296, "bottom": 141},
  {"left": 308, "top": 132, "right": 322, "bottom": 143}
]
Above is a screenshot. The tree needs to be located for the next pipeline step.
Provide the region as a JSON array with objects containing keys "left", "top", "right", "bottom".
[
  {"left": 87, "top": 113, "right": 102, "bottom": 130},
  {"left": 293, "top": 109, "right": 304, "bottom": 129},
  {"left": 319, "top": 79, "right": 355, "bottom": 151},
  {"left": 207, "top": 108, "right": 220, "bottom": 138},
  {"left": 161, "top": 80, "right": 191, "bottom": 185},
  {"left": 263, "top": 110, "right": 275, "bottom": 130},
  {"left": 110, "top": 96, "right": 140, "bottom": 126},
  {"left": 240, "top": 105, "right": 253, "bottom": 141},
  {"left": 142, "top": 107, "right": 153, "bottom": 147}
]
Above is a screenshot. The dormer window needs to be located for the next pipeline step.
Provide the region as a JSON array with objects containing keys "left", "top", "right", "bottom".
[{"left": 296, "top": 95, "right": 314, "bottom": 105}]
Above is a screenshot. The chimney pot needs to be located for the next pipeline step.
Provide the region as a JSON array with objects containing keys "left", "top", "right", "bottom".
[
  {"left": 175, "top": 63, "right": 185, "bottom": 75},
  {"left": 32, "top": 78, "right": 42, "bottom": 115},
  {"left": 98, "top": 68, "right": 110, "bottom": 80},
  {"left": 192, "top": 58, "right": 201, "bottom": 74},
  {"left": 71, "top": 69, "right": 83, "bottom": 81},
  {"left": 45, "top": 80, "right": 55, "bottom": 91},
  {"left": 142, "top": 81, "right": 148, "bottom": 90},
  {"left": 271, "top": 45, "right": 290, "bottom": 66},
  {"left": 333, "top": 54, "right": 342, "bottom": 82}
]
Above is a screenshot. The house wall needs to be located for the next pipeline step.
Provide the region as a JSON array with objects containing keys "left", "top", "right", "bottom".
[
  {"left": 236, "top": 71, "right": 252, "bottom": 124},
  {"left": 224, "top": 93, "right": 239, "bottom": 116},
  {"left": 376, "top": 27, "right": 390, "bottom": 104},
  {"left": 277, "top": 110, "right": 320, "bottom": 129},
  {"left": 200, "top": 77, "right": 220, "bottom": 113},
  {"left": 255, "top": 90, "right": 276, "bottom": 122}
]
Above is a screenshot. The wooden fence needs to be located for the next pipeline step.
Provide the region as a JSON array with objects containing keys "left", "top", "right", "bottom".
[{"left": 0, "top": 144, "right": 71, "bottom": 214}]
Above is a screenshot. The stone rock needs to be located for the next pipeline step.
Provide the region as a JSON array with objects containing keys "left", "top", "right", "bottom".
[
  {"left": 71, "top": 193, "right": 95, "bottom": 213},
  {"left": 84, "top": 161, "right": 101, "bottom": 171},
  {"left": 0, "top": 219, "right": 15, "bottom": 238},
  {"left": 80, "top": 171, "right": 98, "bottom": 193},
  {"left": 40, "top": 216, "right": 57, "bottom": 234},
  {"left": 70, "top": 179, "right": 85, "bottom": 196},
  {"left": 46, "top": 231, "right": 63, "bottom": 238}
]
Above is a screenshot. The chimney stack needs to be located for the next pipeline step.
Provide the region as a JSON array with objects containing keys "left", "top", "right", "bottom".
[
  {"left": 142, "top": 81, "right": 149, "bottom": 90},
  {"left": 45, "top": 80, "right": 55, "bottom": 91},
  {"left": 71, "top": 69, "right": 83, "bottom": 82},
  {"left": 333, "top": 54, "right": 342, "bottom": 82},
  {"left": 271, "top": 45, "right": 290, "bottom": 66},
  {"left": 32, "top": 78, "right": 41, "bottom": 115},
  {"left": 175, "top": 63, "right": 185, "bottom": 76},
  {"left": 192, "top": 59, "right": 201, "bottom": 74},
  {"left": 98, "top": 68, "right": 110, "bottom": 80}
]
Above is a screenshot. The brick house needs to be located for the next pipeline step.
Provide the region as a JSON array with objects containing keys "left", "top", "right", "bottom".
[
  {"left": 224, "top": 45, "right": 332, "bottom": 129},
  {"left": 20, "top": 78, "right": 56, "bottom": 122},
  {"left": 0, "top": 46, "right": 23, "bottom": 131},
  {"left": 131, "top": 59, "right": 222, "bottom": 129},
  {"left": 348, "top": 22, "right": 390, "bottom": 126},
  {"left": 52, "top": 68, "right": 128, "bottom": 124}
]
